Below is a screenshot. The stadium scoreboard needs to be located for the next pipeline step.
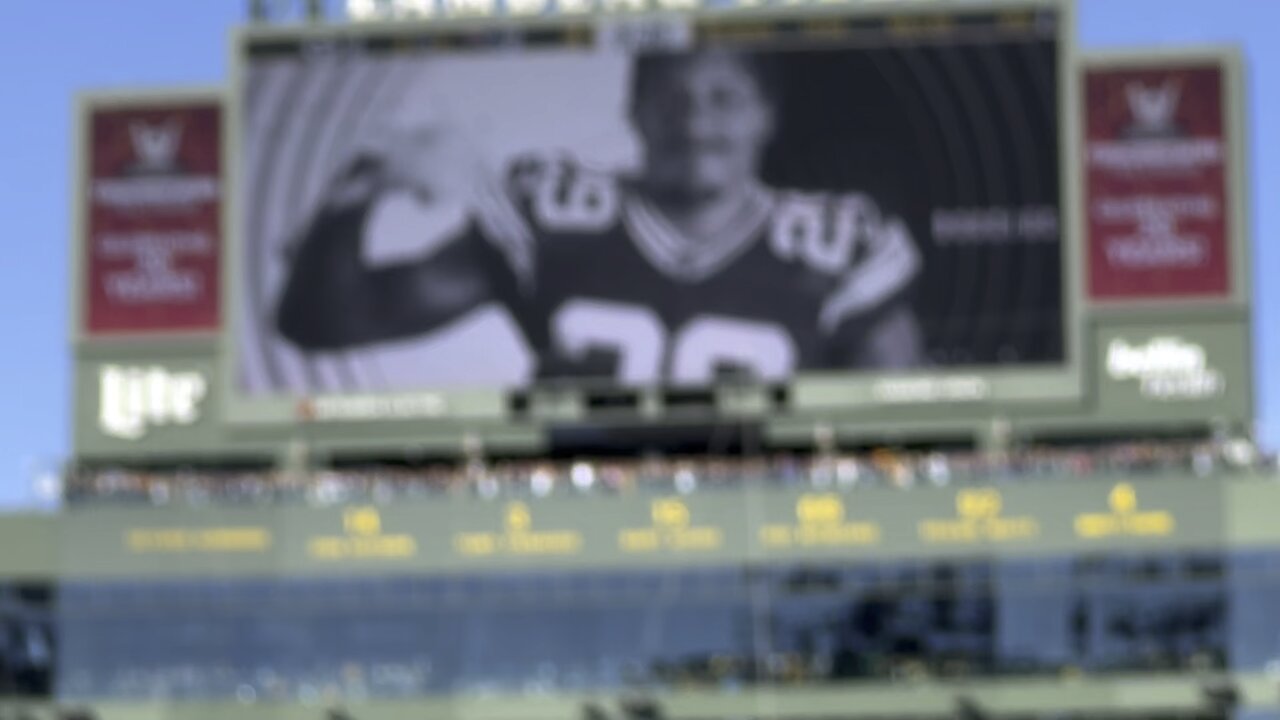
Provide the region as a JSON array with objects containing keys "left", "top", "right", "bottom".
[{"left": 69, "top": 0, "right": 1252, "bottom": 462}]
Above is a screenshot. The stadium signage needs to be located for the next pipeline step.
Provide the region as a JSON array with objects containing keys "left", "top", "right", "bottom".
[
  {"left": 1105, "top": 336, "right": 1224, "bottom": 401},
  {"left": 82, "top": 100, "right": 222, "bottom": 335},
  {"left": 126, "top": 526, "right": 271, "bottom": 554},
  {"left": 307, "top": 506, "right": 418, "bottom": 560},
  {"left": 870, "top": 375, "right": 990, "bottom": 405},
  {"left": 918, "top": 488, "right": 1040, "bottom": 544},
  {"left": 97, "top": 364, "right": 208, "bottom": 440},
  {"left": 453, "top": 501, "right": 584, "bottom": 557},
  {"left": 297, "top": 392, "right": 448, "bottom": 422},
  {"left": 1085, "top": 63, "right": 1232, "bottom": 300},
  {"left": 54, "top": 478, "right": 1232, "bottom": 576},
  {"left": 759, "top": 493, "right": 880, "bottom": 549},
  {"left": 1074, "top": 482, "right": 1175, "bottom": 539},
  {"left": 618, "top": 497, "right": 724, "bottom": 553}
]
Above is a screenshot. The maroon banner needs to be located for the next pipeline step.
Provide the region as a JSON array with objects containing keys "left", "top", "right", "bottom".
[
  {"left": 84, "top": 102, "right": 221, "bottom": 335},
  {"left": 1085, "top": 64, "right": 1230, "bottom": 300}
]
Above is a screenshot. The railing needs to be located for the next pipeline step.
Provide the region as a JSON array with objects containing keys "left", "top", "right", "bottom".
[{"left": 64, "top": 440, "right": 1275, "bottom": 508}]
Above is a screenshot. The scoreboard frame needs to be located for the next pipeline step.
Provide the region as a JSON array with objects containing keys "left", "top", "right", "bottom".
[
  {"left": 67, "top": 7, "right": 1259, "bottom": 463},
  {"left": 218, "top": 0, "right": 1085, "bottom": 450}
]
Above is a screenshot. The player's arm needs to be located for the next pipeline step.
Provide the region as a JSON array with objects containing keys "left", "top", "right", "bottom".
[
  {"left": 840, "top": 300, "right": 925, "bottom": 369},
  {"left": 275, "top": 137, "right": 523, "bottom": 351},
  {"left": 820, "top": 200, "right": 925, "bottom": 370}
]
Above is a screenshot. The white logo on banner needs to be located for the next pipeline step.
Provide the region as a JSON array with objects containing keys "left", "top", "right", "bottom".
[
  {"left": 1105, "top": 337, "right": 1224, "bottom": 401},
  {"left": 128, "top": 120, "right": 183, "bottom": 173},
  {"left": 93, "top": 114, "right": 217, "bottom": 210},
  {"left": 1089, "top": 76, "right": 1221, "bottom": 173},
  {"left": 1125, "top": 79, "right": 1181, "bottom": 136},
  {"left": 98, "top": 365, "right": 208, "bottom": 440}
]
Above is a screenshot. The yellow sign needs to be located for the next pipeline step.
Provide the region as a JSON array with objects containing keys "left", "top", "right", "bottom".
[
  {"left": 918, "top": 488, "right": 1039, "bottom": 544},
  {"left": 308, "top": 506, "right": 418, "bottom": 560},
  {"left": 760, "top": 493, "right": 880, "bottom": 549},
  {"left": 344, "top": 506, "right": 382, "bottom": 536},
  {"left": 1074, "top": 483, "right": 1175, "bottom": 539},
  {"left": 454, "top": 501, "right": 584, "bottom": 557},
  {"left": 619, "top": 498, "right": 724, "bottom": 553},
  {"left": 126, "top": 526, "right": 271, "bottom": 554}
]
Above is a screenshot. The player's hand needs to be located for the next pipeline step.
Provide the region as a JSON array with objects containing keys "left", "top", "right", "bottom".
[{"left": 363, "top": 124, "right": 487, "bottom": 204}]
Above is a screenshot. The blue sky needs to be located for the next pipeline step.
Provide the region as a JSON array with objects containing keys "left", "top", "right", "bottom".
[{"left": 0, "top": 0, "right": 1273, "bottom": 506}]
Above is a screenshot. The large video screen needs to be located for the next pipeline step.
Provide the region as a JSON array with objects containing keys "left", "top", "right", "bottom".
[{"left": 237, "top": 7, "right": 1064, "bottom": 395}]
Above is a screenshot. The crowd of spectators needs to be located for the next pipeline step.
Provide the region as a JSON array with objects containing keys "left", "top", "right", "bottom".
[{"left": 63, "top": 438, "right": 1272, "bottom": 508}]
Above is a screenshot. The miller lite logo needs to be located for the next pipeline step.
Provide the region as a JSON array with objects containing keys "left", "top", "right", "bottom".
[
  {"left": 98, "top": 364, "right": 208, "bottom": 440},
  {"left": 128, "top": 119, "right": 183, "bottom": 174},
  {"left": 1124, "top": 79, "right": 1182, "bottom": 137}
]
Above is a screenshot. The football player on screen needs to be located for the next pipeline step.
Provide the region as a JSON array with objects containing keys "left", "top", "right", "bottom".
[{"left": 277, "top": 49, "right": 924, "bottom": 384}]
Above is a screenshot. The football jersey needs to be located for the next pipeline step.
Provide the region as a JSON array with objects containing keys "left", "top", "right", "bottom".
[{"left": 461, "top": 155, "right": 920, "bottom": 385}]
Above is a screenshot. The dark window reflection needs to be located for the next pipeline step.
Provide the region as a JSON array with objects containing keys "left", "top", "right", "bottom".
[
  {"left": 0, "top": 582, "right": 55, "bottom": 697},
  {"left": 51, "top": 551, "right": 1280, "bottom": 701},
  {"left": 1065, "top": 553, "right": 1226, "bottom": 672}
]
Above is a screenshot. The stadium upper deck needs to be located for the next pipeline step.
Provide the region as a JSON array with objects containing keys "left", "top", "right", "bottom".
[{"left": 64, "top": 439, "right": 1270, "bottom": 508}]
